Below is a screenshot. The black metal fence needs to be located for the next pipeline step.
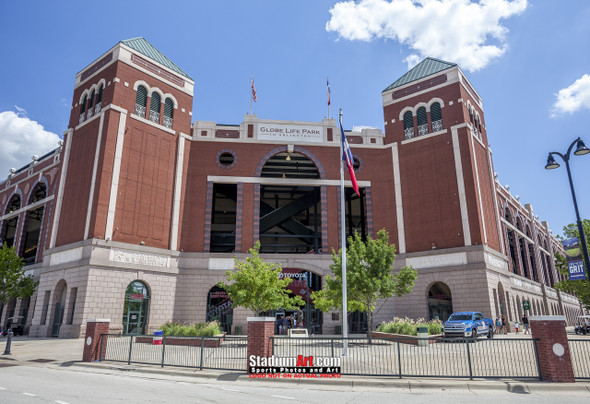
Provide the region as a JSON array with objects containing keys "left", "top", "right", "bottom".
[
  {"left": 99, "top": 334, "right": 247, "bottom": 371},
  {"left": 568, "top": 339, "right": 590, "bottom": 380},
  {"left": 270, "top": 336, "right": 541, "bottom": 379}
]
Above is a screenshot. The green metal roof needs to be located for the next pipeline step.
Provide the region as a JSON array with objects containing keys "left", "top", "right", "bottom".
[
  {"left": 121, "top": 37, "right": 193, "bottom": 80},
  {"left": 383, "top": 57, "right": 456, "bottom": 92}
]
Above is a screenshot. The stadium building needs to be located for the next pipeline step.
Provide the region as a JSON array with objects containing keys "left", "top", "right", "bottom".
[{"left": 0, "top": 38, "right": 584, "bottom": 338}]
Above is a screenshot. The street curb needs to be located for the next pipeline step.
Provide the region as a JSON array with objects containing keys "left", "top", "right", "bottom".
[{"left": 68, "top": 361, "right": 590, "bottom": 393}]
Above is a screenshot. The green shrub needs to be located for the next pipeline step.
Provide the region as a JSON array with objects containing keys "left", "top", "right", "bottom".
[
  {"left": 377, "top": 317, "right": 442, "bottom": 336},
  {"left": 160, "top": 321, "right": 223, "bottom": 337}
]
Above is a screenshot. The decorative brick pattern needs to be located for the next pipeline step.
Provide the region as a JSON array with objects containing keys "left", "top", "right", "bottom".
[
  {"left": 203, "top": 181, "right": 214, "bottom": 252},
  {"left": 235, "top": 183, "right": 244, "bottom": 251},
  {"left": 253, "top": 184, "right": 260, "bottom": 243},
  {"left": 530, "top": 317, "right": 575, "bottom": 382},
  {"left": 254, "top": 146, "right": 326, "bottom": 179},
  {"left": 321, "top": 185, "right": 328, "bottom": 253},
  {"left": 82, "top": 320, "right": 110, "bottom": 362},
  {"left": 215, "top": 148, "right": 238, "bottom": 170},
  {"left": 365, "top": 186, "right": 374, "bottom": 237}
]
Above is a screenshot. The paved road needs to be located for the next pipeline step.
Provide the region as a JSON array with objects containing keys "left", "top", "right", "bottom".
[{"left": 1, "top": 363, "right": 590, "bottom": 404}]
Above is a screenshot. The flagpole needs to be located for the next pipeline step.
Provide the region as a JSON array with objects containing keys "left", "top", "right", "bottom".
[{"left": 339, "top": 108, "right": 349, "bottom": 356}]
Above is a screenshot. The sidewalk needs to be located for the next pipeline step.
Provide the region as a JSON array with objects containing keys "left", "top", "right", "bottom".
[{"left": 1, "top": 336, "right": 589, "bottom": 394}]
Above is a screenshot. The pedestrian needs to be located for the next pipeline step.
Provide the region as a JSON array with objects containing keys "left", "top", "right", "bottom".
[
  {"left": 495, "top": 317, "right": 501, "bottom": 335},
  {"left": 514, "top": 320, "right": 519, "bottom": 334},
  {"left": 501, "top": 315, "right": 507, "bottom": 334},
  {"left": 522, "top": 314, "right": 530, "bottom": 335}
]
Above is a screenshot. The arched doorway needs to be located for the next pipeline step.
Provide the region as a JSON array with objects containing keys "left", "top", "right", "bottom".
[
  {"left": 428, "top": 282, "right": 453, "bottom": 321},
  {"left": 206, "top": 286, "right": 233, "bottom": 334},
  {"left": 122, "top": 281, "right": 150, "bottom": 335},
  {"left": 52, "top": 280, "right": 67, "bottom": 337}
]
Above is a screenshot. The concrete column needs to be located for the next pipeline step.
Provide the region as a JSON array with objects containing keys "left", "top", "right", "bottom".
[
  {"left": 82, "top": 319, "right": 110, "bottom": 362},
  {"left": 246, "top": 317, "right": 274, "bottom": 370},
  {"left": 530, "top": 315, "right": 574, "bottom": 382}
]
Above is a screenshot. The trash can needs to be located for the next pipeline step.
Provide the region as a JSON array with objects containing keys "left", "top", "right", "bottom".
[
  {"left": 417, "top": 326, "right": 428, "bottom": 347},
  {"left": 153, "top": 330, "right": 163, "bottom": 345},
  {"left": 335, "top": 325, "right": 342, "bottom": 335}
]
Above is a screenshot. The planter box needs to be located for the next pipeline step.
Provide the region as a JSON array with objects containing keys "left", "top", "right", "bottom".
[
  {"left": 371, "top": 331, "right": 440, "bottom": 345},
  {"left": 135, "top": 335, "right": 225, "bottom": 347}
]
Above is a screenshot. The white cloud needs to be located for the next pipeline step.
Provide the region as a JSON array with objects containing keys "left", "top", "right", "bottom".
[
  {"left": 551, "top": 74, "right": 590, "bottom": 117},
  {"left": 0, "top": 111, "right": 61, "bottom": 179},
  {"left": 326, "top": 0, "right": 528, "bottom": 72}
]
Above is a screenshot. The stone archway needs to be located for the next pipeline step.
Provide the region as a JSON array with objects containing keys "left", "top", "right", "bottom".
[{"left": 427, "top": 282, "right": 453, "bottom": 321}]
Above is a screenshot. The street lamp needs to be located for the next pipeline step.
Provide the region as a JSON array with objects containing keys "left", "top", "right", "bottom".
[{"left": 545, "top": 137, "right": 590, "bottom": 280}]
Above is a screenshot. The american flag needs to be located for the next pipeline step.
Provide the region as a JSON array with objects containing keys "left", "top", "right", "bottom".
[
  {"left": 340, "top": 121, "right": 359, "bottom": 196},
  {"left": 327, "top": 78, "right": 331, "bottom": 106},
  {"left": 251, "top": 78, "right": 257, "bottom": 103}
]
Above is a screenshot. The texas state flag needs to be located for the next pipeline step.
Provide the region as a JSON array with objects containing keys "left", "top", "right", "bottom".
[{"left": 340, "top": 122, "right": 360, "bottom": 196}]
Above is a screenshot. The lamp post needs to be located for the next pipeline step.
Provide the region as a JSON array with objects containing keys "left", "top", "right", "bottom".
[{"left": 545, "top": 137, "right": 590, "bottom": 279}]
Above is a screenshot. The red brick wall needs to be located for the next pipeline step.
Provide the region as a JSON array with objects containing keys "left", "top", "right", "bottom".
[{"left": 530, "top": 317, "right": 575, "bottom": 382}]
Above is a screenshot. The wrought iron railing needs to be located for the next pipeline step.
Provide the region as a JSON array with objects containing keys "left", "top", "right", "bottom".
[
  {"left": 135, "top": 104, "right": 146, "bottom": 118},
  {"left": 149, "top": 110, "right": 160, "bottom": 124},
  {"left": 99, "top": 334, "right": 247, "bottom": 371},
  {"left": 87, "top": 109, "right": 93, "bottom": 119},
  {"left": 163, "top": 116, "right": 173, "bottom": 129},
  {"left": 569, "top": 339, "right": 590, "bottom": 379},
  {"left": 79, "top": 114, "right": 84, "bottom": 125},
  {"left": 417, "top": 123, "right": 428, "bottom": 136},
  {"left": 432, "top": 119, "right": 443, "bottom": 132},
  {"left": 404, "top": 127, "right": 414, "bottom": 140},
  {"left": 94, "top": 102, "right": 101, "bottom": 115}
]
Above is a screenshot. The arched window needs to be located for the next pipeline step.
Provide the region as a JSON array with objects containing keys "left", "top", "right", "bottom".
[
  {"left": 2, "top": 195, "right": 21, "bottom": 248},
  {"left": 403, "top": 111, "right": 414, "bottom": 139},
  {"left": 135, "top": 85, "right": 147, "bottom": 117},
  {"left": 21, "top": 183, "right": 47, "bottom": 265},
  {"left": 87, "top": 90, "right": 95, "bottom": 118},
  {"left": 163, "top": 98, "right": 174, "bottom": 129},
  {"left": 96, "top": 84, "right": 103, "bottom": 113},
  {"left": 431, "top": 102, "right": 442, "bottom": 131},
  {"left": 122, "top": 281, "right": 150, "bottom": 335},
  {"left": 149, "top": 92, "right": 161, "bottom": 124},
  {"left": 79, "top": 95, "right": 87, "bottom": 124},
  {"left": 505, "top": 208, "right": 518, "bottom": 274},
  {"left": 417, "top": 106, "right": 428, "bottom": 136}
]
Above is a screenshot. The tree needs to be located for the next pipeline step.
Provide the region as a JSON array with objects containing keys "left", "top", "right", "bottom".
[
  {"left": 0, "top": 243, "right": 38, "bottom": 312},
  {"left": 217, "top": 241, "right": 304, "bottom": 316},
  {"left": 554, "top": 219, "right": 590, "bottom": 309},
  {"left": 311, "top": 229, "right": 417, "bottom": 343}
]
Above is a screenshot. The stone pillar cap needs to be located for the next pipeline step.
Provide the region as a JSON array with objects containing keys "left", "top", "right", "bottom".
[
  {"left": 86, "top": 319, "right": 111, "bottom": 323},
  {"left": 247, "top": 317, "right": 275, "bottom": 322},
  {"left": 529, "top": 315, "right": 566, "bottom": 321}
]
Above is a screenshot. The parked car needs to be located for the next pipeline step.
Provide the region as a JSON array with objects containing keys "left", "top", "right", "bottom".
[
  {"left": 442, "top": 311, "right": 494, "bottom": 338},
  {"left": 574, "top": 315, "right": 590, "bottom": 335}
]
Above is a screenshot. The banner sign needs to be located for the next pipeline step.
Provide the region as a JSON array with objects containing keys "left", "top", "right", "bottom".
[
  {"left": 563, "top": 237, "right": 587, "bottom": 280},
  {"left": 257, "top": 123, "right": 323, "bottom": 143}
]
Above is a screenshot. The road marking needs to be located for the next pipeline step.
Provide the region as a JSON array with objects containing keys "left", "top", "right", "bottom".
[
  {"left": 271, "top": 395, "right": 295, "bottom": 400},
  {"left": 22, "top": 393, "right": 36, "bottom": 397},
  {"left": 221, "top": 388, "right": 240, "bottom": 392},
  {"left": 0, "top": 387, "right": 5, "bottom": 390},
  {"left": 55, "top": 401, "right": 71, "bottom": 404},
  {"left": 177, "top": 382, "right": 191, "bottom": 385}
]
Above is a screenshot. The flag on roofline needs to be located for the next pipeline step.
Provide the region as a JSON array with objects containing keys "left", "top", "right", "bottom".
[
  {"left": 340, "top": 121, "right": 360, "bottom": 196},
  {"left": 251, "top": 76, "right": 257, "bottom": 103},
  {"left": 327, "top": 77, "right": 331, "bottom": 106}
]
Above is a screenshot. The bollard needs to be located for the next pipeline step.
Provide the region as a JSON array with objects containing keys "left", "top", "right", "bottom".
[
  {"left": 417, "top": 326, "right": 428, "bottom": 347},
  {"left": 3, "top": 329, "right": 13, "bottom": 355}
]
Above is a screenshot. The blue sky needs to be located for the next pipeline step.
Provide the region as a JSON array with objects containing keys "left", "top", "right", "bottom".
[{"left": 1, "top": 0, "right": 589, "bottom": 238}]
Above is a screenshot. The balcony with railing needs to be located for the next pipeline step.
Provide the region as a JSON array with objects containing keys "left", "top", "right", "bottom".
[
  {"left": 417, "top": 123, "right": 428, "bottom": 136},
  {"left": 79, "top": 114, "right": 85, "bottom": 125},
  {"left": 149, "top": 110, "right": 160, "bottom": 124},
  {"left": 404, "top": 127, "right": 415, "bottom": 140},
  {"left": 135, "top": 104, "right": 146, "bottom": 118},
  {"left": 94, "top": 102, "right": 101, "bottom": 115},
  {"left": 432, "top": 119, "right": 443, "bottom": 132},
  {"left": 163, "top": 115, "right": 173, "bottom": 129},
  {"left": 87, "top": 109, "right": 93, "bottom": 119}
]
